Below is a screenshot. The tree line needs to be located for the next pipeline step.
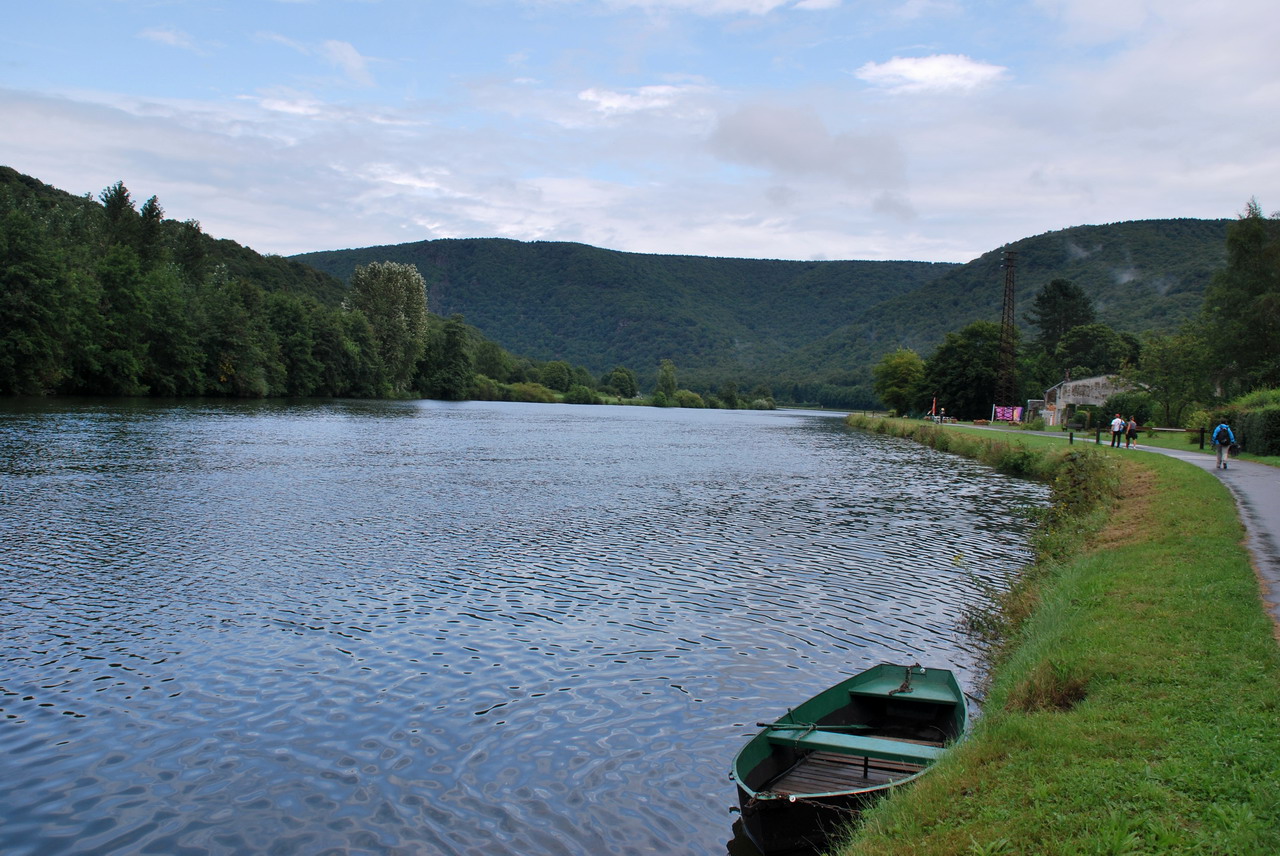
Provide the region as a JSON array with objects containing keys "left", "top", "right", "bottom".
[
  {"left": 871, "top": 199, "right": 1280, "bottom": 427},
  {"left": 0, "top": 177, "right": 616, "bottom": 401}
]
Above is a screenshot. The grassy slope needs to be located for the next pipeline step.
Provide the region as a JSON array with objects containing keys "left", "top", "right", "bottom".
[{"left": 832, "top": 423, "right": 1280, "bottom": 855}]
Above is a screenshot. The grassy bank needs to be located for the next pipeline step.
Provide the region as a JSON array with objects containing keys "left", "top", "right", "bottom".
[{"left": 831, "top": 417, "right": 1280, "bottom": 855}]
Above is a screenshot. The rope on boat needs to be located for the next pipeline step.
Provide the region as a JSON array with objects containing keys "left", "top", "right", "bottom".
[{"left": 887, "top": 662, "right": 924, "bottom": 696}]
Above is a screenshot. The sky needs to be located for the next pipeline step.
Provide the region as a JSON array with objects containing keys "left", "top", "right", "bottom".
[{"left": 3, "top": 1, "right": 1278, "bottom": 264}]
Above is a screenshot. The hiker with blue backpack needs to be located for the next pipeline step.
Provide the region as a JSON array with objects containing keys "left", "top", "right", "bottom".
[{"left": 1213, "top": 419, "right": 1236, "bottom": 470}]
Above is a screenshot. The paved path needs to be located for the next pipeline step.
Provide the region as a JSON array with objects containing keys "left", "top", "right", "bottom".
[
  {"left": 977, "top": 426, "right": 1280, "bottom": 630},
  {"left": 1134, "top": 443, "right": 1280, "bottom": 631}
]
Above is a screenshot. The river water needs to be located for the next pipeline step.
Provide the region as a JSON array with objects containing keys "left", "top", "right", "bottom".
[{"left": 0, "top": 399, "right": 1046, "bottom": 855}]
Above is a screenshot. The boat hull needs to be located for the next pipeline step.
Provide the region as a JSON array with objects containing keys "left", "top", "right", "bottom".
[{"left": 731, "top": 663, "right": 967, "bottom": 855}]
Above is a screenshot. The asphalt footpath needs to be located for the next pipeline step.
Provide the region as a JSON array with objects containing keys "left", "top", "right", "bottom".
[
  {"left": 1134, "top": 442, "right": 1280, "bottom": 631},
  {"left": 961, "top": 423, "right": 1280, "bottom": 630}
]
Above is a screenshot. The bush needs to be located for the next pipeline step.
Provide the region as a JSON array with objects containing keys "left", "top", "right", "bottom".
[
  {"left": 509, "top": 382, "right": 557, "bottom": 403},
  {"left": 562, "top": 384, "right": 601, "bottom": 404},
  {"left": 1239, "top": 405, "right": 1280, "bottom": 455},
  {"left": 1183, "top": 408, "right": 1212, "bottom": 432},
  {"left": 674, "top": 389, "right": 705, "bottom": 408}
]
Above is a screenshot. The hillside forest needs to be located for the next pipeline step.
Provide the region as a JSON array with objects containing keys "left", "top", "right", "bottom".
[
  {"left": 872, "top": 199, "right": 1280, "bottom": 428},
  {"left": 0, "top": 168, "right": 564, "bottom": 402},
  {"left": 3, "top": 166, "right": 1278, "bottom": 421}
]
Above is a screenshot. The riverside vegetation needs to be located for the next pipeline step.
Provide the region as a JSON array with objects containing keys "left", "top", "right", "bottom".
[
  {"left": 3, "top": 165, "right": 1235, "bottom": 408},
  {"left": 834, "top": 417, "right": 1280, "bottom": 855}
]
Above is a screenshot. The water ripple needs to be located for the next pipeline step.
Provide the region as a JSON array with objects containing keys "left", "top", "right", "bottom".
[{"left": 0, "top": 400, "right": 1046, "bottom": 855}]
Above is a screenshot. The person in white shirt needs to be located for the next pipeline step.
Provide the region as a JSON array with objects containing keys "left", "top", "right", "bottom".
[{"left": 1110, "top": 413, "right": 1125, "bottom": 448}]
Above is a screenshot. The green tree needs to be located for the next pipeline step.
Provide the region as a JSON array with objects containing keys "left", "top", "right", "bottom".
[
  {"left": 718, "top": 381, "right": 740, "bottom": 409},
  {"left": 99, "top": 181, "right": 138, "bottom": 248},
  {"left": 655, "top": 359, "right": 678, "bottom": 401},
  {"left": 872, "top": 348, "right": 925, "bottom": 415},
  {"left": 1054, "top": 323, "right": 1133, "bottom": 377},
  {"left": 93, "top": 244, "right": 152, "bottom": 394},
  {"left": 137, "top": 195, "right": 166, "bottom": 268},
  {"left": 1025, "top": 279, "right": 1095, "bottom": 354},
  {"left": 1201, "top": 199, "right": 1280, "bottom": 391},
  {"left": 922, "top": 320, "right": 1004, "bottom": 420},
  {"left": 423, "top": 314, "right": 474, "bottom": 401},
  {"left": 1124, "top": 328, "right": 1214, "bottom": 426},
  {"left": 266, "top": 291, "right": 323, "bottom": 396},
  {"left": 540, "top": 360, "right": 572, "bottom": 392},
  {"left": 603, "top": 365, "right": 638, "bottom": 398},
  {"left": 474, "top": 340, "right": 513, "bottom": 382},
  {"left": 0, "top": 210, "right": 67, "bottom": 393},
  {"left": 346, "top": 261, "right": 429, "bottom": 395}
]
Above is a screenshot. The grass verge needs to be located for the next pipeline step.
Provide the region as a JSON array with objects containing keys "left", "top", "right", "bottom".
[{"left": 830, "top": 417, "right": 1280, "bottom": 855}]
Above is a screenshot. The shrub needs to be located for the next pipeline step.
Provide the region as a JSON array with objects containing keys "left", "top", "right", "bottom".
[
  {"left": 1239, "top": 405, "right": 1280, "bottom": 455},
  {"left": 562, "top": 384, "right": 601, "bottom": 404},
  {"left": 509, "top": 382, "right": 557, "bottom": 403},
  {"left": 674, "top": 389, "right": 705, "bottom": 408},
  {"left": 1183, "top": 408, "right": 1212, "bottom": 432}
]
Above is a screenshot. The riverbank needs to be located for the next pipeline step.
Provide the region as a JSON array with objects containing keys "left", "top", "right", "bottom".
[{"left": 832, "top": 417, "right": 1280, "bottom": 855}]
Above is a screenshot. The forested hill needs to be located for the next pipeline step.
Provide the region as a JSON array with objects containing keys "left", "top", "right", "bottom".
[
  {"left": 294, "top": 239, "right": 958, "bottom": 390},
  {"left": 295, "top": 219, "right": 1229, "bottom": 393},
  {"left": 773, "top": 218, "right": 1231, "bottom": 383}
]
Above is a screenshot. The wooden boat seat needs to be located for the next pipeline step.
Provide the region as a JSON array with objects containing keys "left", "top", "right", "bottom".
[{"left": 765, "top": 731, "right": 945, "bottom": 765}]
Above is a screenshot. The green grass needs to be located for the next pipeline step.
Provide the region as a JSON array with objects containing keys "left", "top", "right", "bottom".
[{"left": 830, "top": 418, "right": 1280, "bottom": 855}]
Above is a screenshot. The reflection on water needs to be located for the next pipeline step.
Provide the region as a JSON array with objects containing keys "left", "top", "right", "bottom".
[{"left": 0, "top": 399, "right": 1046, "bottom": 855}]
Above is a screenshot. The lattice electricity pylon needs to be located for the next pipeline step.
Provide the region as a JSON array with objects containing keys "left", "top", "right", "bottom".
[{"left": 994, "top": 250, "right": 1018, "bottom": 418}]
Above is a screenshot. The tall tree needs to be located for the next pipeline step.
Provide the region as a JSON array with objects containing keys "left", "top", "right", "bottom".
[
  {"left": 922, "top": 320, "right": 1004, "bottom": 421},
  {"left": 99, "top": 181, "right": 138, "bottom": 249},
  {"left": 872, "top": 348, "right": 925, "bottom": 415},
  {"left": 655, "top": 359, "right": 678, "bottom": 403},
  {"left": 1054, "top": 322, "right": 1135, "bottom": 377},
  {"left": 1201, "top": 199, "right": 1280, "bottom": 391},
  {"left": 1025, "top": 279, "right": 1095, "bottom": 354},
  {"left": 346, "top": 261, "right": 429, "bottom": 396},
  {"left": 0, "top": 210, "right": 66, "bottom": 393},
  {"left": 604, "top": 365, "right": 638, "bottom": 398},
  {"left": 423, "top": 314, "right": 474, "bottom": 401},
  {"left": 1123, "top": 328, "right": 1213, "bottom": 427}
]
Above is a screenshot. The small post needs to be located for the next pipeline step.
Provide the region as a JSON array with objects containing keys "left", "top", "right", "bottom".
[
  {"left": 1199, "top": 427, "right": 1206, "bottom": 450},
  {"left": 1069, "top": 431, "right": 1074, "bottom": 445}
]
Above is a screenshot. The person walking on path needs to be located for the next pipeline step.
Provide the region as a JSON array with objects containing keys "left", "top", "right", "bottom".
[
  {"left": 1126, "top": 417, "right": 1140, "bottom": 449},
  {"left": 1110, "top": 413, "right": 1126, "bottom": 448},
  {"left": 1213, "top": 419, "right": 1236, "bottom": 469}
]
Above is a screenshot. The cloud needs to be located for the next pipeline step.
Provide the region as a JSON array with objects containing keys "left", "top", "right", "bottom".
[
  {"left": 855, "top": 54, "right": 1007, "bottom": 94},
  {"left": 257, "top": 32, "right": 377, "bottom": 87},
  {"left": 578, "top": 84, "right": 709, "bottom": 117},
  {"left": 319, "top": 40, "right": 376, "bottom": 87},
  {"left": 709, "top": 103, "right": 904, "bottom": 189},
  {"left": 137, "top": 26, "right": 206, "bottom": 55}
]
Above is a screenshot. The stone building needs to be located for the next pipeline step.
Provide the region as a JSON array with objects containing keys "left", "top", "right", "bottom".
[{"left": 1037, "top": 375, "right": 1133, "bottom": 426}]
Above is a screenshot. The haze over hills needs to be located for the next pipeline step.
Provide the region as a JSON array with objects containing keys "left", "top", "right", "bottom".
[{"left": 294, "top": 218, "right": 1229, "bottom": 395}]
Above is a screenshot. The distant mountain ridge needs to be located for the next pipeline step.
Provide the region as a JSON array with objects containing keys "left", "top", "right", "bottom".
[{"left": 294, "top": 219, "right": 1229, "bottom": 392}]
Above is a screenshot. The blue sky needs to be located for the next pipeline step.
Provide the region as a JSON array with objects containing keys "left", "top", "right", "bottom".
[{"left": 3, "top": 0, "right": 1277, "bottom": 262}]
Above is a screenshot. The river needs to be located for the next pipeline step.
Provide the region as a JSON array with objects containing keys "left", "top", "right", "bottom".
[{"left": 0, "top": 399, "right": 1046, "bottom": 855}]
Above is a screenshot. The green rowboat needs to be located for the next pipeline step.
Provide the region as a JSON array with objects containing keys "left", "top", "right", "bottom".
[{"left": 731, "top": 663, "right": 969, "bottom": 855}]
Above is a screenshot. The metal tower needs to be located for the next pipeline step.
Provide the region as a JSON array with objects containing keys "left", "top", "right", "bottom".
[{"left": 994, "top": 250, "right": 1018, "bottom": 418}]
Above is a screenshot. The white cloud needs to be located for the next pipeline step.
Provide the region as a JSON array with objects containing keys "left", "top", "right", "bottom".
[
  {"left": 319, "top": 40, "right": 376, "bottom": 87},
  {"left": 578, "top": 84, "right": 707, "bottom": 116},
  {"left": 855, "top": 54, "right": 1007, "bottom": 94},
  {"left": 137, "top": 26, "right": 205, "bottom": 54}
]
